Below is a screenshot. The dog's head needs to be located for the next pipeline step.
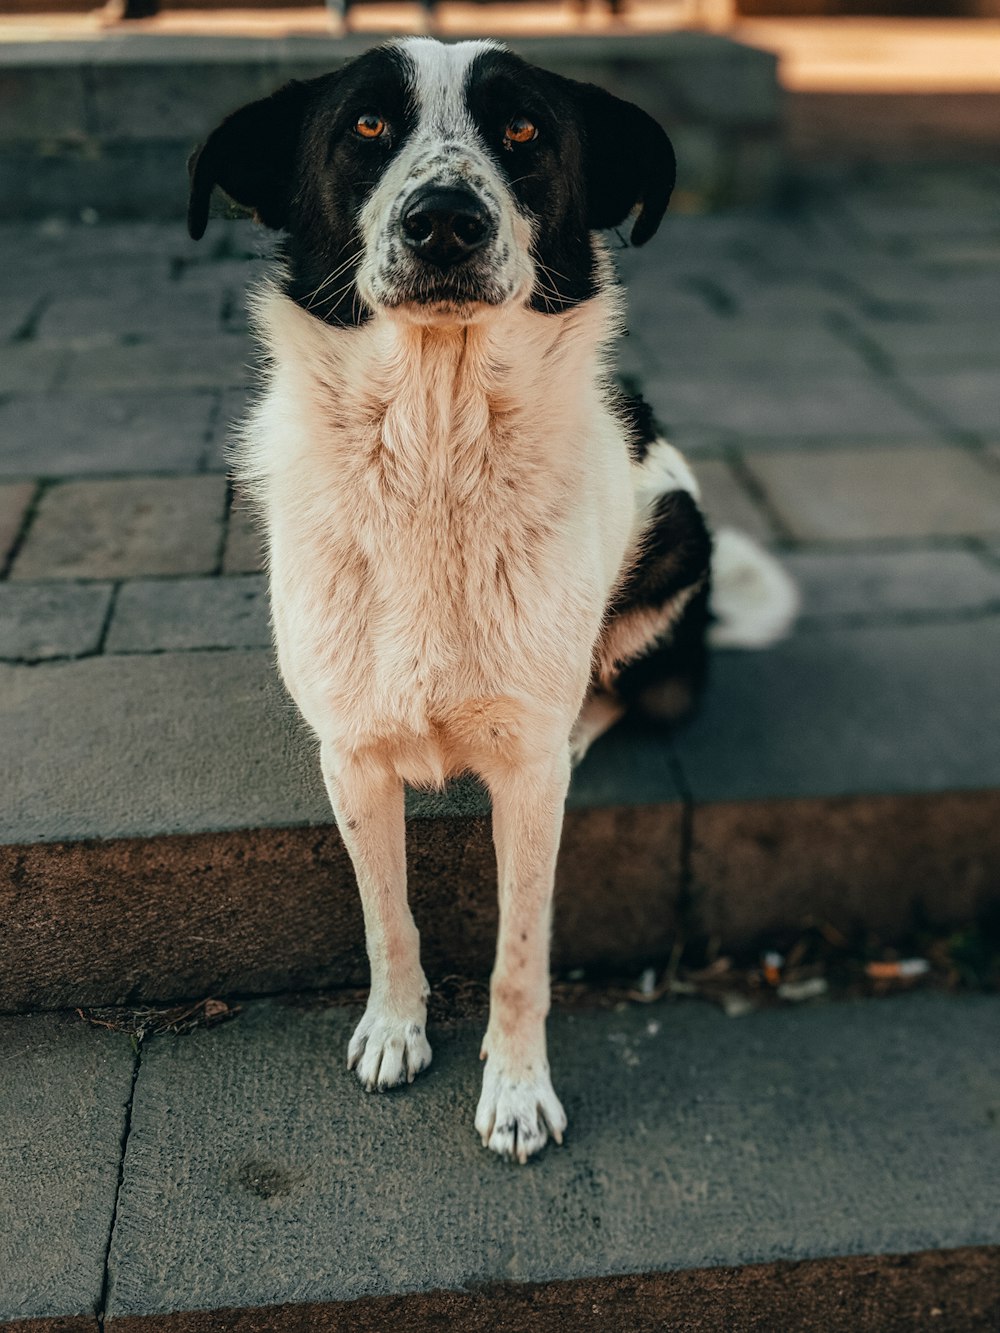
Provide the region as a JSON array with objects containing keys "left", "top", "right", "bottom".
[{"left": 188, "top": 39, "right": 675, "bottom": 325}]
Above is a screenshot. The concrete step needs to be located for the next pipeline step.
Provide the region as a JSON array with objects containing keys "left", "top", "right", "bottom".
[
  {"left": 3, "top": 619, "right": 1000, "bottom": 1011},
  {"left": 2, "top": 992, "right": 998, "bottom": 1328},
  {"left": 0, "top": 30, "right": 782, "bottom": 219}
]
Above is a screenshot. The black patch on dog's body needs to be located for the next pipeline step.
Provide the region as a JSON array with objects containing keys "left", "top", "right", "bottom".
[
  {"left": 610, "top": 389, "right": 661, "bottom": 464},
  {"left": 602, "top": 488, "right": 713, "bottom": 722}
]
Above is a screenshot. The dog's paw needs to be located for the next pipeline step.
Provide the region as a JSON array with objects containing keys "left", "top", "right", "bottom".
[
  {"left": 348, "top": 1007, "right": 432, "bottom": 1092},
  {"left": 474, "top": 1060, "right": 567, "bottom": 1163}
]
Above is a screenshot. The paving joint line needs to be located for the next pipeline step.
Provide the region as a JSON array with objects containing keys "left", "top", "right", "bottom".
[
  {"left": 214, "top": 476, "right": 237, "bottom": 575},
  {"left": 723, "top": 447, "right": 796, "bottom": 544},
  {"left": 822, "top": 309, "right": 986, "bottom": 448},
  {"left": 10, "top": 294, "right": 50, "bottom": 343},
  {"left": 1, "top": 478, "right": 47, "bottom": 581},
  {"left": 200, "top": 387, "right": 226, "bottom": 474},
  {"left": 96, "top": 1037, "right": 142, "bottom": 1332},
  {"left": 94, "top": 580, "right": 122, "bottom": 656}
]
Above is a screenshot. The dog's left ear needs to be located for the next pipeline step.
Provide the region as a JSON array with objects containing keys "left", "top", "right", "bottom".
[
  {"left": 187, "top": 80, "right": 312, "bottom": 241},
  {"left": 562, "top": 79, "right": 676, "bottom": 246}
]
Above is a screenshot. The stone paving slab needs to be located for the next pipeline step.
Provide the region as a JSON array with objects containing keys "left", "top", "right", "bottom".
[
  {"left": 625, "top": 310, "right": 866, "bottom": 375},
  {"left": 899, "top": 370, "right": 1000, "bottom": 434},
  {"left": 0, "top": 292, "right": 38, "bottom": 342},
  {"left": 0, "top": 394, "right": 215, "bottom": 479},
  {"left": 222, "top": 500, "right": 264, "bottom": 574},
  {"left": 851, "top": 316, "right": 1000, "bottom": 369},
  {"left": 205, "top": 388, "right": 252, "bottom": 472},
  {"left": 11, "top": 477, "right": 227, "bottom": 580},
  {"left": 785, "top": 548, "right": 1000, "bottom": 622},
  {"left": 1, "top": 649, "right": 328, "bottom": 843},
  {"left": 4, "top": 606, "right": 999, "bottom": 845},
  {"left": 0, "top": 581, "right": 112, "bottom": 661},
  {"left": 0, "top": 1012, "right": 135, "bottom": 1322},
  {"left": 672, "top": 618, "right": 1000, "bottom": 803},
  {"left": 0, "top": 481, "right": 34, "bottom": 567},
  {"left": 106, "top": 575, "right": 269, "bottom": 654},
  {"left": 642, "top": 374, "right": 930, "bottom": 441},
  {"left": 694, "top": 458, "right": 777, "bottom": 545},
  {"left": 37, "top": 289, "right": 225, "bottom": 342},
  {"left": 744, "top": 445, "right": 1000, "bottom": 541},
  {"left": 0, "top": 343, "right": 71, "bottom": 395},
  {"left": 0, "top": 650, "right": 690, "bottom": 846},
  {"left": 104, "top": 995, "right": 1000, "bottom": 1317},
  {"left": 60, "top": 338, "right": 250, "bottom": 394}
]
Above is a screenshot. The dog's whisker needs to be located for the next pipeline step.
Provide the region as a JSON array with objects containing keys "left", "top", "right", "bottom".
[{"left": 301, "top": 246, "right": 366, "bottom": 307}]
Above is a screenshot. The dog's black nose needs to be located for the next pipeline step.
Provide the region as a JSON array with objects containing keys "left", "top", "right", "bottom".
[{"left": 400, "top": 188, "right": 492, "bottom": 269}]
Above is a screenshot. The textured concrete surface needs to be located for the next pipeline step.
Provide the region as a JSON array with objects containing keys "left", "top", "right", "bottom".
[
  {"left": 785, "top": 548, "right": 1000, "bottom": 622},
  {"left": 0, "top": 1013, "right": 135, "bottom": 1321},
  {"left": 691, "top": 458, "right": 777, "bottom": 546},
  {"left": 0, "top": 650, "right": 331, "bottom": 843},
  {"left": 221, "top": 502, "right": 264, "bottom": 575},
  {"left": 11, "top": 478, "right": 227, "bottom": 580},
  {"left": 687, "top": 791, "right": 1000, "bottom": 945},
  {"left": 0, "top": 33, "right": 781, "bottom": 219},
  {"left": 60, "top": 339, "right": 250, "bottom": 396},
  {"left": 0, "top": 581, "right": 112, "bottom": 661},
  {"left": 744, "top": 446, "right": 1000, "bottom": 541},
  {"left": 1, "top": 650, "right": 692, "bottom": 845},
  {"left": 98, "top": 1249, "right": 1000, "bottom": 1333},
  {"left": 106, "top": 576, "right": 269, "bottom": 654},
  {"left": 0, "top": 482, "right": 35, "bottom": 565},
  {"left": 104, "top": 995, "right": 1000, "bottom": 1317},
  {"left": 673, "top": 619, "right": 1000, "bottom": 802},
  {"left": 0, "top": 800, "right": 684, "bottom": 1011},
  {"left": 901, "top": 369, "right": 1000, "bottom": 434},
  {"left": 6, "top": 612, "right": 1000, "bottom": 845},
  {"left": 0, "top": 394, "right": 216, "bottom": 479},
  {"left": 645, "top": 375, "right": 931, "bottom": 442}
]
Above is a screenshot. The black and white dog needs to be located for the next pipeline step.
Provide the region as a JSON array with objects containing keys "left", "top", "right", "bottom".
[{"left": 188, "top": 38, "right": 796, "bottom": 1163}]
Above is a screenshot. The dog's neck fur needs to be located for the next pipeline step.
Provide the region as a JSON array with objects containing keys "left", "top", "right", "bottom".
[{"left": 243, "top": 274, "right": 624, "bottom": 510}]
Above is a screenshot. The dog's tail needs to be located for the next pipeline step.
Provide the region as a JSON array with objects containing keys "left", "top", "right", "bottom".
[{"left": 709, "top": 527, "right": 799, "bottom": 649}]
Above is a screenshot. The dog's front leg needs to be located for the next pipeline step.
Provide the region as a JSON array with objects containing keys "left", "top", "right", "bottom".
[
  {"left": 321, "top": 743, "right": 432, "bottom": 1091},
  {"left": 476, "top": 751, "right": 570, "bottom": 1163}
]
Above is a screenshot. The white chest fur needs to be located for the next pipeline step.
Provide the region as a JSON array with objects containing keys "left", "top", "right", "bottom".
[{"left": 237, "top": 286, "right": 636, "bottom": 784}]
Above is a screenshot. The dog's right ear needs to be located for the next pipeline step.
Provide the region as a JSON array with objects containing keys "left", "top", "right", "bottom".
[{"left": 187, "top": 80, "right": 311, "bottom": 241}]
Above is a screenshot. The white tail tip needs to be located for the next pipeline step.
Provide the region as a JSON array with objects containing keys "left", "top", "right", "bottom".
[{"left": 709, "top": 527, "right": 799, "bottom": 650}]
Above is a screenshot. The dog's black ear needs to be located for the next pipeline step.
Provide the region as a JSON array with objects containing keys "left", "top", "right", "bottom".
[
  {"left": 562, "top": 79, "right": 676, "bottom": 246},
  {"left": 187, "top": 80, "right": 311, "bottom": 241}
]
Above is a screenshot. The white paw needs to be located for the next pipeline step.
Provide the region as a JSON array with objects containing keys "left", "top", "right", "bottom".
[
  {"left": 348, "top": 1006, "right": 432, "bottom": 1092},
  {"left": 474, "top": 1060, "right": 567, "bottom": 1163}
]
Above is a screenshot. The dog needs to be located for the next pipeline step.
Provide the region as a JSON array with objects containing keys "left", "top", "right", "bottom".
[{"left": 188, "top": 38, "right": 797, "bottom": 1163}]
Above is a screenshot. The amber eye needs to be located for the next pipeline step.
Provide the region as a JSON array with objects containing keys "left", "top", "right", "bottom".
[
  {"left": 355, "top": 113, "right": 386, "bottom": 140},
  {"left": 504, "top": 116, "right": 538, "bottom": 145}
]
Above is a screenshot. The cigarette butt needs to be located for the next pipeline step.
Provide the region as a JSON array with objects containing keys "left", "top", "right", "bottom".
[
  {"left": 777, "top": 977, "right": 829, "bottom": 1002},
  {"left": 865, "top": 958, "right": 930, "bottom": 980},
  {"left": 762, "top": 951, "right": 784, "bottom": 986}
]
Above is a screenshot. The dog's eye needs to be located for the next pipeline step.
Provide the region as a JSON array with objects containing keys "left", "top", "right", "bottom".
[
  {"left": 504, "top": 117, "right": 538, "bottom": 146},
  {"left": 355, "top": 113, "right": 386, "bottom": 140}
]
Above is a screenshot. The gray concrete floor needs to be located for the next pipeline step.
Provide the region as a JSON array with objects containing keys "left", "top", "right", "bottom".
[{"left": 2, "top": 993, "right": 997, "bottom": 1321}]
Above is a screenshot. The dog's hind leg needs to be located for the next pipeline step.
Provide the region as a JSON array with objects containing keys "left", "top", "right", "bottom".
[
  {"left": 321, "top": 743, "right": 432, "bottom": 1091},
  {"left": 475, "top": 749, "right": 570, "bottom": 1163}
]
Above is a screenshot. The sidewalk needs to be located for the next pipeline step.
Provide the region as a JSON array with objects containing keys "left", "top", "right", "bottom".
[
  {"left": 3, "top": 993, "right": 999, "bottom": 1326},
  {"left": 2, "top": 162, "right": 1000, "bottom": 1011}
]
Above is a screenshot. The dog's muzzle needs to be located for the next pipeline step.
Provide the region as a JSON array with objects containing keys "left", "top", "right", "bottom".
[{"left": 400, "top": 186, "right": 495, "bottom": 271}]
